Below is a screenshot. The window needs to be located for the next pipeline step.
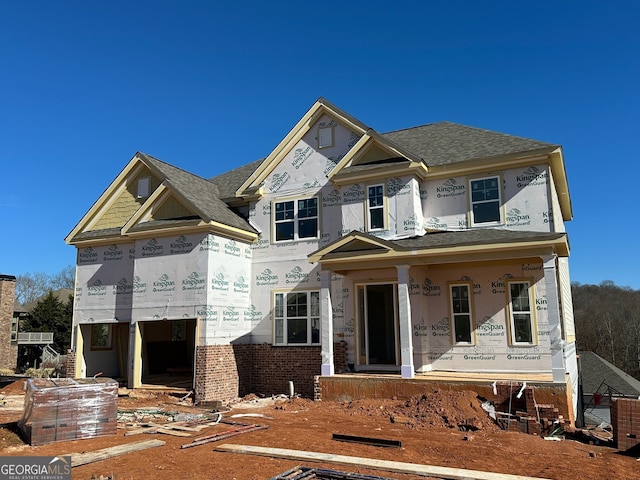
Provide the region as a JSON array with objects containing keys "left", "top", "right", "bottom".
[
  {"left": 367, "top": 184, "right": 385, "bottom": 230},
  {"left": 90, "top": 324, "right": 112, "bottom": 350},
  {"left": 274, "top": 197, "right": 319, "bottom": 242},
  {"left": 469, "top": 176, "right": 502, "bottom": 225},
  {"left": 318, "top": 124, "right": 334, "bottom": 149},
  {"left": 137, "top": 177, "right": 150, "bottom": 199},
  {"left": 449, "top": 284, "right": 473, "bottom": 344},
  {"left": 274, "top": 291, "right": 320, "bottom": 345},
  {"left": 507, "top": 281, "right": 535, "bottom": 344}
]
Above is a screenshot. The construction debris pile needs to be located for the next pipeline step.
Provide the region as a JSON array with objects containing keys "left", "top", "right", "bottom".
[{"left": 18, "top": 377, "right": 118, "bottom": 445}]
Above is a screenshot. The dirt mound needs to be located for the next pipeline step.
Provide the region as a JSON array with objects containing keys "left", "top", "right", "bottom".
[{"left": 343, "top": 389, "right": 497, "bottom": 431}]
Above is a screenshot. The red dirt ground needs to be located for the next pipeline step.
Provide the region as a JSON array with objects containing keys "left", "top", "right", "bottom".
[{"left": 1, "top": 380, "right": 638, "bottom": 480}]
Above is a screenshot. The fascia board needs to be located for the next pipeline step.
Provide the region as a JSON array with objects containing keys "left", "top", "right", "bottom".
[
  {"left": 313, "top": 236, "right": 569, "bottom": 269},
  {"left": 308, "top": 232, "right": 394, "bottom": 262},
  {"left": 237, "top": 99, "right": 369, "bottom": 197},
  {"left": 548, "top": 148, "right": 573, "bottom": 221},
  {"left": 65, "top": 156, "right": 143, "bottom": 244},
  {"left": 425, "top": 151, "right": 555, "bottom": 179},
  {"left": 330, "top": 161, "right": 429, "bottom": 186}
]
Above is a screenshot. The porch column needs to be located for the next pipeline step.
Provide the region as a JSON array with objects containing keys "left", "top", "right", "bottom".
[
  {"left": 396, "top": 264, "right": 414, "bottom": 378},
  {"left": 543, "top": 255, "right": 565, "bottom": 383},
  {"left": 320, "top": 270, "right": 334, "bottom": 376}
]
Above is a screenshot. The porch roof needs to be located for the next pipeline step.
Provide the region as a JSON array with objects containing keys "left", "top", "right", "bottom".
[{"left": 308, "top": 229, "right": 568, "bottom": 270}]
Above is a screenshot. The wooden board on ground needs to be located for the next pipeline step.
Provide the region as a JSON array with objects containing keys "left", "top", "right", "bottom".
[
  {"left": 66, "top": 439, "right": 166, "bottom": 467},
  {"left": 215, "top": 444, "right": 552, "bottom": 480}
]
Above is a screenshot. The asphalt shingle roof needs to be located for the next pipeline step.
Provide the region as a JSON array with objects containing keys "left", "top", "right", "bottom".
[
  {"left": 209, "top": 158, "right": 264, "bottom": 199},
  {"left": 390, "top": 229, "right": 566, "bottom": 250},
  {"left": 138, "top": 152, "right": 256, "bottom": 234},
  {"left": 381, "top": 121, "right": 558, "bottom": 166},
  {"left": 579, "top": 351, "right": 640, "bottom": 396}
]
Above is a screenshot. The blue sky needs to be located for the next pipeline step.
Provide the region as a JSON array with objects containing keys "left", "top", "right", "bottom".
[{"left": 1, "top": 1, "right": 638, "bottom": 289}]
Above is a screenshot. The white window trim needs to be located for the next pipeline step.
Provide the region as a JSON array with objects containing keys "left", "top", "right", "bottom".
[
  {"left": 366, "top": 183, "right": 387, "bottom": 231},
  {"left": 272, "top": 195, "right": 320, "bottom": 243},
  {"left": 449, "top": 282, "right": 475, "bottom": 345},
  {"left": 273, "top": 289, "right": 321, "bottom": 346},
  {"left": 468, "top": 175, "right": 503, "bottom": 227},
  {"left": 506, "top": 279, "right": 537, "bottom": 346},
  {"left": 318, "top": 124, "right": 334, "bottom": 149}
]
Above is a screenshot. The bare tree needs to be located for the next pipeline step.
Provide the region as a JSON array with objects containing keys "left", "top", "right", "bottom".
[
  {"left": 14, "top": 272, "right": 51, "bottom": 305},
  {"left": 50, "top": 265, "right": 76, "bottom": 290}
]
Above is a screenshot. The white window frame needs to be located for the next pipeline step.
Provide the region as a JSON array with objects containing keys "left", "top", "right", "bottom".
[
  {"left": 137, "top": 176, "right": 151, "bottom": 199},
  {"left": 468, "top": 175, "right": 503, "bottom": 227},
  {"left": 366, "top": 183, "right": 386, "bottom": 231},
  {"left": 273, "top": 196, "right": 319, "bottom": 242},
  {"left": 449, "top": 282, "right": 475, "bottom": 345},
  {"left": 507, "top": 280, "right": 537, "bottom": 345},
  {"left": 318, "top": 124, "right": 334, "bottom": 149},
  {"left": 273, "top": 290, "right": 320, "bottom": 346}
]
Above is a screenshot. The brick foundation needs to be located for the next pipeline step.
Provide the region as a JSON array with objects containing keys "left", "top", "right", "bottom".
[
  {"left": 65, "top": 350, "right": 76, "bottom": 378},
  {"left": 612, "top": 398, "right": 640, "bottom": 452},
  {"left": 193, "top": 342, "right": 348, "bottom": 404},
  {"left": 0, "top": 275, "right": 18, "bottom": 371}
]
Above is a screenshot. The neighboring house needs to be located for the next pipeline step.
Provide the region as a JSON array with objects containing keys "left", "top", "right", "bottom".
[
  {"left": 65, "top": 98, "right": 578, "bottom": 418},
  {"left": 580, "top": 351, "right": 640, "bottom": 425}
]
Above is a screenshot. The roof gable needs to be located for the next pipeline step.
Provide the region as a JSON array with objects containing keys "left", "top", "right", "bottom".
[
  {"left": 66, "top": 152, "right": 256, "bottom": 245},
  {"left": 234, "top": 98, "right": 370, "bottom": 197}
]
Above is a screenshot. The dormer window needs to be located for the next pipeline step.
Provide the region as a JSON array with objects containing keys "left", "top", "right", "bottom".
[
  {"left": 318, "top": 124, "right": 334, "bottom": 149},
  {"left": 137, "top": 177, "right": 150, "bottom": 199}
]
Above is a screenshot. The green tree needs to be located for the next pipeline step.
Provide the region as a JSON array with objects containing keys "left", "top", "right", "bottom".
[{"left": 22, "top": 291, "right": 73, "bottom": 354}]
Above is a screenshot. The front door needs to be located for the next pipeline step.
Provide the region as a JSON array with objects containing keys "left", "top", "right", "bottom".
[{"left": 357, "top": 283, "right": 398, "bottom": 367}]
